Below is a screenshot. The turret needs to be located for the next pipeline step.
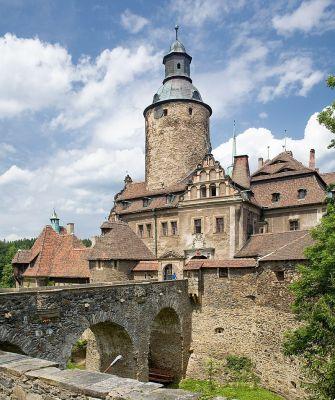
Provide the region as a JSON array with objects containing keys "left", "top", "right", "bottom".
[
  {"left": 144, "top": 27, "right": 212, "bottom": 190},
  {"left": 50, "top": 209, "right": 60, "bottom": 233}
]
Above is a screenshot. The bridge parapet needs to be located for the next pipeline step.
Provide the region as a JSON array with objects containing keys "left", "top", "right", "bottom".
[{"left": 0, "top": 351, "right": 199, "bottom": 399}]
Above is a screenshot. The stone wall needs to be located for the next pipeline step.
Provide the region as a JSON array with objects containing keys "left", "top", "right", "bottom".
[
  {"left": 0, "top": 281, "right": 192, "bottom": 382},
  {"left": 186, "top": 267, "right": 302, "bottom": 400},
  {"left": 90, "top": 260, "right": 136, "bottom": 283},
  {"left": 0, "top": 351, "right": 199, "bottom": 400},
  {"left": 145, "top": 101, "right": 211, "bottom": 190}
]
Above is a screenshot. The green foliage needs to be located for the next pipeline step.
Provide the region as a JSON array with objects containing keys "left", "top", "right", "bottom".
[
  {"left": 318, "top": 75, "right": 335, "bottom": 148},
  {"left": 82, "top": 238, "right": 92, "bottom": 247},
  {"left": 179, "top": 379, "right": 284, "bottom": 400},
  {"left": 225, "top": 355, "right": 259, "bottom": 384},
  {"left": 205, "top": 358, "right": 222, "bottom": 385},
  {"left": 0, "top": 238, "right": 35, "bottom": 288},
  {"left": 72, "top": 339, "right": 87, "bottom": 353},
  {"left": 283, "top": 202, "right": 335, "bottom": 399}
]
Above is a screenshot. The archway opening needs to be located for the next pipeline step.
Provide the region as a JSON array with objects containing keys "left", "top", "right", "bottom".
[
  {"left": 0, "top": 342, "right": 25, "bottom": 355},
  {"left": 163, "top": 264, "right": 174, "bottom": 280},
  {"left": 67, "top": 322, "right": 136, "bottom": 379},
  {"left": 149, "top": 307, "right": 182, "bottom": 384}
]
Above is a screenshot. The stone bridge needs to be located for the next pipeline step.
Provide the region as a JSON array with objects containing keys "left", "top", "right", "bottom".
[{"left": 0, "top": 280, "right": 192, "bottom": 382}]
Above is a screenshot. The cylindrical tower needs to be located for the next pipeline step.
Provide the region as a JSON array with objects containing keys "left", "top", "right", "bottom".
[{"left": 144, "top": 28, "right": 212, "bottom": 190}]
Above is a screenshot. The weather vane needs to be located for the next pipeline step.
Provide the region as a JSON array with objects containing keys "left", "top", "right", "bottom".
[{"left": 175, "top": 25, "right": 179, "bottom": 40}]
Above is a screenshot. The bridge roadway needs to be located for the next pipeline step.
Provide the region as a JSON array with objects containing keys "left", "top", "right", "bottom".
[{"left": 0, "top": 280, "right": 192, "bottom": 382}]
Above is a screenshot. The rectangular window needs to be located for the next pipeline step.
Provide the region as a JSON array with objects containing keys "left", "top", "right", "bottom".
[
  {"left": 194, "top": 219, "right": 202, "bottom": 234},
  {"left": 171, "top": 221, "right": 178, "bottom": 235},
  {"left": 215, "top": 217, "right": 224, "bottom": 233},
  {"left": 146, "top": 223, "right": 152, "bottom": 238},
  {"left": 138, "top": 224, "right": 144, "bottom": 238},
  {"left": 161, "top": 222, "right": 168, "bottom": 236},
  {"left": 219, "top": 268, "right": 228, "bottom": 278},
  {"left": 289, "top": 220, "right": 299, "bottom": 231},
  {"left": 275, "top": 271, "right": 285, "bottom": 281}
]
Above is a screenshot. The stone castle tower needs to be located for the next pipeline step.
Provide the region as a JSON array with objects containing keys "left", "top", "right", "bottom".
[{"left": 144, "top": 27, "right": 212, "bottom": 190}]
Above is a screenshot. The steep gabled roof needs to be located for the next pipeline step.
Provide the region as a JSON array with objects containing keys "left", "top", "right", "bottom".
[
  {"left": 133, "top": 261, "right": 159, "bottom": 272},
  {"left": 88, "top": 220, "right": 155, "bottom": 261},
  {"left": 251, "top": 151, "right": 314, "bottom": 182},
  {"left": 321, "top": 172, "right": 335, "bottom": 186},
  {"left": 116, "top": 181, "right": 187, "bottom": 201},
  {"left": 235, "top": 230, "right": 312, "bottom": 260},
  {"left": 13, "top": 226, "right": 90, "bottom": 279}
]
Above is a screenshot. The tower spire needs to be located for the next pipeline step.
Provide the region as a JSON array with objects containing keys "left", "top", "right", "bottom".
[
  {"left": 232, "top": 119, "right": 237, "bottom": 165},
  {"left": 175, "top": 25, "right": 179, "bottom": 40}
]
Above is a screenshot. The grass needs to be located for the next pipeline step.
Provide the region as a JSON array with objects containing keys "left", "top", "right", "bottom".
[{"left": 179, "top": 379, "right": 285, "bottom": 400}]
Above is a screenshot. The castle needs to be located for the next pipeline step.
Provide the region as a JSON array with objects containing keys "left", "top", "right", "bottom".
[{"left": 11, "top": 28, "right": 335, "bottom": 399}]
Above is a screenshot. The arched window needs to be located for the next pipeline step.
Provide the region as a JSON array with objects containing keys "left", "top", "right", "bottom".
[
  {"left": 177, "top": 63, "right": 181, "bottom": 69},
  {"left": 163, "top": 264, "right": 173, "bottom": 280},
  {"left": 200, "top": 185, "right": 207, "bottom": 198},
  {"left": 209, "top": 184, "right": 217, "bottom": 197}
]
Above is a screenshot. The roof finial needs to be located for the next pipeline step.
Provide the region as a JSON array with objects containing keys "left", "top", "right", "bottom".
[
  {"left": 175, "top": 25, "right": 179, "bottom": 40},
  {"left": 267, "top": 145, "right": 270, "bottom": 160}
]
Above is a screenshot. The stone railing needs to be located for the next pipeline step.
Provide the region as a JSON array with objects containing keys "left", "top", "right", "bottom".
[{"left": 0, "top": 351, "right": 199, "bottom": 399}]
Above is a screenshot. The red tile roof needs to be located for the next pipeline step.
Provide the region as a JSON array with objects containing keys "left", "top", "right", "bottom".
[
  {"left": 116, "top": 181, "right": 187, "bottom": 201},
  {"left": 184, "top": 258, "right": 256, "bottom": 270},
  {"left": 133, "top": 261, "right": 159, "bottom": 271},
  {"left": 321, "top": 172, "right": 335, "bottom": 186},
  {"left": 13, "top": 226, "right": 90, "bottom": 279},
  {"left": 88, "top": 220, "right": 155, "bottom": 261},
  {"left": 235, "top": 230, "right": 312, "bottom": 260}
]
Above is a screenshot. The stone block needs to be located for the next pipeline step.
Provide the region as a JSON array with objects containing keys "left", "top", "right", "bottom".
[{"left": 0, "top": 358, "right": 58, "bottom": 376}]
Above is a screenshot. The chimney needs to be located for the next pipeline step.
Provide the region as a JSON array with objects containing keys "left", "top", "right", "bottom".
[
  {"left": 258, "top": 157, "right": 263, "bottom": 169},
  {"left": 232, "top": 155, "right": 250, "bottom": 189},
  {"left": 309, "top": 149, "right": 315, "bottom": 169},
  {"left": 66, "top": 223, "right": 74, "bottom": 235}
]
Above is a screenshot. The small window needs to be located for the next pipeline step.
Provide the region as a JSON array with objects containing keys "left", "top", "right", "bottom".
[
  {"left": 215, "top": 327, "right": 224, "bottom": 334},
  {"left": 210, "top": 184, "right": 217, "bottom": 197},
  {"left": 188, "top": 107, "right": 192, "bottom": 115},
  {"left": 297, "top": 189, "right": 307, "bottom": 199},
  {"left": 272, "top": 192, "right": 280, "bottom": 202},
  {"left": 216, "top": 217, "right": 224, "bottom": 233},
  {"left": 177, "top": 62, "right": 181, "bottom": 69},
  {"left": 219, "top": 268, "right": 228, "bottom": 278},
  {"left": 161, "top": 222, "right": 168, "bottom": 236},
  {"left": 138, "top": 224, "right": 144, "bottom": 238},
  {"left": 166, "top": 194, "right": 175, "bottom": 204},
  {"left": 275, "top": 271, "right": 285, "bottom": 281},
  {"left": 171, "top": 221, "right": 178, "bottom": 235},
  {"left": 146, "top": 224, "right": 152, "bottom": 238},
  {"left": 121, "top": 201, "right": 130, "bottom": 209},
  {"left": 200, "top": 185, "right": 207, "bottom": 198},
  {"left": 143, "top": 197, "right": 151, "bottom": 207},
  {"left": 163, "top": 109, "right": 168, "bottom": 116},
  {"left": 194, "top": 219, "right": 202, "bottom": 234},
  {"left": 289, "top": 220, "right": 299, "bottom": 231}
]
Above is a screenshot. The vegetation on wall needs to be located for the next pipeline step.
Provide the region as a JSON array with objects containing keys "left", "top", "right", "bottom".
[
  {"left": 284, "top": 198, "right": 335, "bottom": 399},
  {"left": 0, "top": 238, "right": 35, "bottom": 288},
  {"left": 318, "top": 75, "right": 335, "bottom": 148}
]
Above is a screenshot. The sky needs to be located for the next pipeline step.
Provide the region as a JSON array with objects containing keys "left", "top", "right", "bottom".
[{"left": 0, "top": 0, "right": 334, "bottom": 240}]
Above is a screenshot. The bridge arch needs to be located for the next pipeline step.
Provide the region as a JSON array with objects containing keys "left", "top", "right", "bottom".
[
  {"left": 149, "top": 307, "right": 183, "bottom": 382},
  {"left": 0, "top": 326, "right": 29, "bottom": 356},
  {"left": 64, "top": 316, "right": 137, "bottom": 379}
]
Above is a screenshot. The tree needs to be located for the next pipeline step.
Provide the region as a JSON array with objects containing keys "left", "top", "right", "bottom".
[
  {"left": 318, "top": 75, "right": 335, "bottom": 148},
  {"left": 284, "top": 197, "right": 335, "bottom": 399}
]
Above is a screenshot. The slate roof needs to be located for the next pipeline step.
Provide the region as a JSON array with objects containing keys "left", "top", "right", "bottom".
[
  {"left": 88, "top": 220, "right": 155, "bottom": 261},
  {"left": 13, "top": 226, "right": 90, "bottom": 279},
  {"left": 235, "top": 230, "right": 312, "bottom": 260},
  {"left": 133, "top": 261, "right": 159, "bottom": 272},
  {"left": 184, "top": 258, "right": 256, "bottom": 270}
]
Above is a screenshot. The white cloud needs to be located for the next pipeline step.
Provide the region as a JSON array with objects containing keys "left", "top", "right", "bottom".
[
  {"left": 0, "top": 165, "right": 33, "bottom": 185},
  {"left": 259, "top": 112, "right": 268, "bottom": 119},
  {"left": 170, "top": 0, "right": 245, "bottom": 26},
  {"left": 0, "top": 33, "right": 73, "bottom": 117},
  {"left": 213, "top": 113, "right": 335, "bottom": 173},
  {"left": 121, "top": 9, "right": 149, "bottom": 34},
  {"left": 272, "top": 0, "right": 335, "bottom": 36},
  {"left": 196, "top": 39, "right": 323, "bottom": 117},
  {"left": 0, "top": 143, "right": 15, "bottom": 159}
]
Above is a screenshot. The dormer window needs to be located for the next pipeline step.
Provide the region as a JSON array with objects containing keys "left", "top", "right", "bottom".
[
  {"left": 272, "top": 193, "right": 280, "bottom": 203},
  {"left": 166, "top": 194, "right": 175, "bottom": 204},
  {"left": 143, "top": 197, "right": 151, "bottom": 207},
  {"left": 121, "top": 201, "right": 131, "bottom": 210},
  {"left": 297, "top": 189, "right": 307, "bottom": 199}
]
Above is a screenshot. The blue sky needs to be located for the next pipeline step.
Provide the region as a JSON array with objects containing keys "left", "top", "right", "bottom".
[{"left": 0, "top": 0, "right": 334, "bottom": 240}]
